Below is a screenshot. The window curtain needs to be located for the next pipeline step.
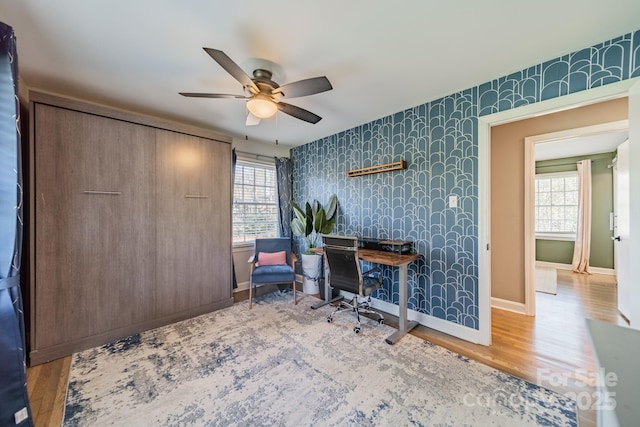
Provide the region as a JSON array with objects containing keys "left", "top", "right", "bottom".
[
  {"left": 231, "top": 149, "right": 238, "bottom": 289},
  {"left": 0, "top": 22, "right": 33, "bottom": 426},
  {"left": 274, "top": 157, "right": 292, "bottom": 238},
  {"left": 571, "top": 159, "right": 592, "bottom": 274}
]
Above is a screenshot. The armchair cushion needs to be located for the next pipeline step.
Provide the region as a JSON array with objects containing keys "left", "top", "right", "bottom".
[
  {"left": 258, "top": 251, "right": 287, "bottom": 266},
  {"left": 252, "top": 264, "right": 295, "bottom": 284}
]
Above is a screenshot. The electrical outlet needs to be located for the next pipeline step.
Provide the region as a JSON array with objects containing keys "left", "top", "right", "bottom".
[{"left": 449, "top": 195, "right": 458, "bottom": 208}]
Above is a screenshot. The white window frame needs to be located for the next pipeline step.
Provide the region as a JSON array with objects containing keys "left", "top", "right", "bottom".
[
  {"left": 534, "top": 170, "right": 578, "bottom": 241},
  {"left": 232, "top": 156, "right": 279, "bottom": 247}
]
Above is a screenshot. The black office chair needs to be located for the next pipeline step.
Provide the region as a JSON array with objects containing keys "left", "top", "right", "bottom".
[{"left": 322, "top": 235, "right": 384, "bottom": 333}]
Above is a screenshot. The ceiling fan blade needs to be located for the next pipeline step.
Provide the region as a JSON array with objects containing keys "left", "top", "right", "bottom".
[
  {"left": 277, "top": 102, "right": 322, "bottom": 124},
  {"left": 272, "top": 76, "right": 332, "bottom": 99},
  {"left": 202, "top": 48, "right": 259, "bottom": 93},
  {"left": 246, "top": 112, "right": 261, "bottom": 126},
  {"left": 180, "top": 92, "right": 248, "bottom": 99}
]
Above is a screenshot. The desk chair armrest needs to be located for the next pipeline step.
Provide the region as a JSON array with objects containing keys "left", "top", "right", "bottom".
[{"left": 362, "top": 266, "right": 382, "bottom": 276}]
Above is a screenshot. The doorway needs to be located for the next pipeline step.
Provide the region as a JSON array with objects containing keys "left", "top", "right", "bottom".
[
  {"left": 523, "top": 120, "right": 628, "bottom": 315},
  {"left": 476, "top": 77, "right": 640, "bottom": 345}
]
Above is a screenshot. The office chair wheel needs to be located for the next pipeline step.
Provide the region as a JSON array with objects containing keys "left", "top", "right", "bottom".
[
  {"left": 353, "top": 326, "right": 361, "bottom": 333},
  {"left": 327, "top": 317, "right": 333, "bottom": 323},
  {"left": 378, "top": 319, "right": 384, "bottom": 325}
]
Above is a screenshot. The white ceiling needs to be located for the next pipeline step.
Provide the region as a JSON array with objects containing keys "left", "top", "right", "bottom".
[
  {"left": 535, "top": 130, "right": 628, "bottom": 161},
  {"left": 2, "top": 1, "right": 639, "bottom": 148}
]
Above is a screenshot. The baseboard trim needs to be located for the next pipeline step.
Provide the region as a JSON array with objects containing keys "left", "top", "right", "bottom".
[
  {"left": 589, "top": 267, "right": 616, "bottom": 276},
  {"left": 535, "top": 261, "right": 616, "bottom": 276},
  {"left": 491, "top": 297, "right": 527, "bottom": 315},
  {"left": 233, "top": 281, "right": 250, "bottom": 292},
  {"left": 368, "top": 297, "right": 485, "bottom": 344},
  {"left": 535, "top": 261, "right": 572, "bottom": 271}
]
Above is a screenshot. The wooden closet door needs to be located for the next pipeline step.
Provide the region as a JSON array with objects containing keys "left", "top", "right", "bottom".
[
  {"left": 33, "top": 104, "right": 155, "bottom": 350},
  {"left": 154, "top": 129, "right": 231, "bottom": 316}
]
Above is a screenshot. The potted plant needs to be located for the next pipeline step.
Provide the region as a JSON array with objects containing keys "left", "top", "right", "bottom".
[{"left": 291, "top": 194, "right": 338, "bottom": 294}]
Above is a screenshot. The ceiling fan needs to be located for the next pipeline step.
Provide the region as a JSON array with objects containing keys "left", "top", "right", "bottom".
[{"left": 180, "top": 48, "right": 333, "bottom": 126}]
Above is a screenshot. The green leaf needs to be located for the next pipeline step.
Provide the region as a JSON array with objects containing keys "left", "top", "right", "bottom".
[
  {"left": 305, "top": 202, "right": 313, "bottom": 236},
  {"left": 314, "top": 208, "right": 327, "bottom": 234},
  {"left": 324, "top": 194, "right": 338, "bottom": 220},
  {"left": 311, "top": 200, "right": 320, "bottom": 217},
  {"left": 291, "top": 201, "right": 306, "bottom": 223},
  {"left": 319, "top": 216, "right": 336, "bottom": 234},
  {"left": 291, "top": 218, "right": 306, "bottom": 237}
]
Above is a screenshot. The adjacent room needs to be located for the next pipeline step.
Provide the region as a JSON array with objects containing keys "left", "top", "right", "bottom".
[{"left": 1, "top": 2, "right": 640, "bottom": 426}]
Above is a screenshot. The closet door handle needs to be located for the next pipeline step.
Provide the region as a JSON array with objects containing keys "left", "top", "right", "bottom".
[
  {"left": 83, "top": 190, "right": 122, "bottom": 196},
  {"left": 185, "top": 195, "right": 209, "bottom": 199},
  {"left": 612, "top": 235, "right": 621, "bottom": 241}
]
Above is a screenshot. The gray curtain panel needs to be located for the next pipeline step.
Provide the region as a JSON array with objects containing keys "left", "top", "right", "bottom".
[
  {"left": 0, "top": 21, "right": 33, "bottom": 427},
  {"left": 274, "top": 157, "right": 292, "bottom": 238},
  {"left": 231, "top": 149, "right": 237, "bottom": 289}
]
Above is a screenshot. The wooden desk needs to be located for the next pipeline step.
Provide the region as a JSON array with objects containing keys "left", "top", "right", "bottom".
[{"left": 312, "top": 247, "right": 421, "bottom": 345}]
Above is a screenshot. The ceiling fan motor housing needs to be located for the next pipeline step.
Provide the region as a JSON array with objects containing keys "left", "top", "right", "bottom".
[{"left": 251, "top": 69, "right": 282, "bottom": 98}]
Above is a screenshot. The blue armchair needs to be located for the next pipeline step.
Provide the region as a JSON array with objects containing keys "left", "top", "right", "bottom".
[{"left": 248, "top": 238, "right": 298, "bottom": 309}]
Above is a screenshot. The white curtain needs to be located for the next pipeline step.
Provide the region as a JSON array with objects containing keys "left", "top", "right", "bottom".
[{"left": 572, "top": 160, "right": 592, "bottom": 274}]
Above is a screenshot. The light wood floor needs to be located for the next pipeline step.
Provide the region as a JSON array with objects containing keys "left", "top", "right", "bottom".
[{"left": 27, "top": 272, "right": 623, "bottom": 426}]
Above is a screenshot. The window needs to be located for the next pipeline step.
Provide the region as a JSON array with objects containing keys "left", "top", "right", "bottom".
[
  {"left": 233, "top": 159, "right": 279, "bottom": 244},
  {"left": 535, "top": 171, "right": 578, "bottom": 239}
]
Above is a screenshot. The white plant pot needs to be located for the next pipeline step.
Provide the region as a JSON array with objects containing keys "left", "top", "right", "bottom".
[{"left": 301, "top": 253, "right": 322, "bottom": 295}]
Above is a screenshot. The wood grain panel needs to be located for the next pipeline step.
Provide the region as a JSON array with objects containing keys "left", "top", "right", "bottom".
[
  {"left": 33, "top": 104, "right": 155, "bottom": 349},
  {"left": 29, "top": 91, "right": 233, "bottom": 366},
  {"left": 154, "top": 129, "right": 231, "bottom": 316},
  {"left": 29, "top": 91, "right": 232, "bottom": 144}
]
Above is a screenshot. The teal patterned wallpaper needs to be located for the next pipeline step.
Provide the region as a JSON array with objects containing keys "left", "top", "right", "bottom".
[{"left": 291, "top": 30, "right": 640, "bottom": 330}]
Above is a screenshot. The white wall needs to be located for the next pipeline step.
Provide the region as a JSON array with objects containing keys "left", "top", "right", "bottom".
[
  {"left": 232, "top": 136, "right": 292, "bottom": 158},
  {"left": 232, "top": 247, "right": 252, "bottom": 291}
]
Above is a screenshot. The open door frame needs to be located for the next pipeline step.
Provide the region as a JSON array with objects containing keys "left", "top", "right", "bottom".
[
  {"left": 628, "top": 79, "right": 640, "bottom": 329},
  {"left": 477, "top": 77, "right": 640, "bottom": 345},
  {"left": 523, "top": 120, "right": 628, "bottom": 316}
]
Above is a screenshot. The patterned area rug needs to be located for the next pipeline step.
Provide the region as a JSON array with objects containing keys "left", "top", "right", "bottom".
[{"left": 63, "top": 292, "right": 576, "bottom": 426}]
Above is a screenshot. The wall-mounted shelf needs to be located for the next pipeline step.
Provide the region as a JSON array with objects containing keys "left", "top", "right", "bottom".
[{"left": 347, "top": 160, "right": 406, "bottom": 177}]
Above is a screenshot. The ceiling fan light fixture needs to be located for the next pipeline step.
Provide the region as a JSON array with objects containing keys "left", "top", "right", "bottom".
[{"left": 247, "top": 95, "right": 278, "bottom": 119}]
